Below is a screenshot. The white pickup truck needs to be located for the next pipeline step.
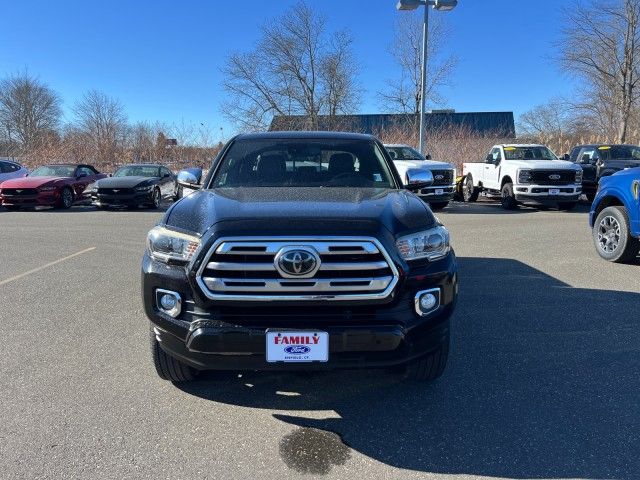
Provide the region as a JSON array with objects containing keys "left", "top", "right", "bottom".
[
  {"left": 384, "top": 144, "right": 456, "bottom": 209},
  {"left": 462, "top": 144, "right": 583, "bottom": 210}
]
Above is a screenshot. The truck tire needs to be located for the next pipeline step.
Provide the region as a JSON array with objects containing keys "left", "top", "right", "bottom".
[
  {"left": 500, "top": 182, "right": 517, "bottom": 210},
  {"left": 593, "top": 206, "right": 640, "bottom": 263},
  {"left": 150, "top": 327, "right": 197, "bottom": 382},
  {"left": 403, "top": 333, "right": 449, "bottom": 382},
  {"left": 558, "top": 202, "right": 577, "bottom": 211},
  {"left": 462, "top": 176, "right": 479, "bottom": 202},
  {"left": 430, "top": 201, "right": 449, "bottom": 210}
]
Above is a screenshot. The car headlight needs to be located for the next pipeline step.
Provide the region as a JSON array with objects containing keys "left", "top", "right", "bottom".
[
  {"left": 136, "top": 184, "right": 153, "bottom": 192},
  {"left": 518, "top": 169, "right": 532, "bottom": 184},
  {"left": 38, "top": 185, "right": 56, "bottom": 192},
  {"left": 451, "top": 168, "right": 456, "bottom": 183},
  {"left": 147, "top": 226, "right": 200, "bottom": 264},
  {"left": 396, "top": 225, "right": 450, "bottom": 261},
  {"left": 575, "top": 169, "right": 583, "bottom": 183}
]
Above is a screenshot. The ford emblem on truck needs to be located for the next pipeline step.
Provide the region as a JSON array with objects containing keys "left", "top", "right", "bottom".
[
  {"left": 275, "top": 247, "right": 320, "bottom": 278},
  {"left": 549, "top": 174, "right": 561, "bottom": 180}
]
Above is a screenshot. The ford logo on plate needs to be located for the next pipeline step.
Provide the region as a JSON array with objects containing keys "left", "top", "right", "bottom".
[{"left": 284, "top": 345, "right": 311, "bottom": 354}]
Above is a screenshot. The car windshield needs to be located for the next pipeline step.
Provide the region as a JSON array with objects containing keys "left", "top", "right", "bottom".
[
  {"left": 30, "top": 165, "right": 76, "bottom": 177},
  {"left": 386, "top": 146, "right": 425, "bottom": 161},
  {"left": 114, "top": 166, "right": 160, "bottom": 177},
  {"left": 597, "top": 145, "right": 640, "bottom": 160},
  {"left": 210, "top": 138, "right": 396, "bottom": 188},
  {"left": 503, "top": 146, "right": 557, "bottom": 161}
]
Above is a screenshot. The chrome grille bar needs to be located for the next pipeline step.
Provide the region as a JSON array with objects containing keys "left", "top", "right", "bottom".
[
  {"left": 202, "top": 276, "right": 393, "bottom": 293},
  {"left": 207, "top": 260, "right": 389, "bottom": 272},
  {"left": 215, "top": 241, "right": 379, "bottom": 255}
]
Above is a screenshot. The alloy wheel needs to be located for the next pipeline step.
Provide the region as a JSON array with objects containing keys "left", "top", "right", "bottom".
[{"left": 597, "top": 215, "right": 621, "bottom": 253}]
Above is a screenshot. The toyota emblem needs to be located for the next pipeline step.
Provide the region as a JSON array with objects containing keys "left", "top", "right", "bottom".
[{"left": 274, "top": 247, "right": 320, "bottom": 278}]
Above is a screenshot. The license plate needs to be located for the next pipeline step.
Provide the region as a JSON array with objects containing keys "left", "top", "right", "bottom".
[
  {"left": 549, "top": 188, "right": 560, "bottom": 195},
  {"left": 435, "top": 188, "right": 444, "bottom": 195},
  {"left": 266, "top": 331, "right": 329, "bottom": 363}
]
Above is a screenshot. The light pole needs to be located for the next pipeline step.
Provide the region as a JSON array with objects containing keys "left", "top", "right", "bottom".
[{"left": 396, "top": 0, "right": 457, "bottom": 155}]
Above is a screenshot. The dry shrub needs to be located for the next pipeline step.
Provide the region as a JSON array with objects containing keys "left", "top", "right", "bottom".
[{"left": 375, "top": 123, "right": 509, "bottom": 171}]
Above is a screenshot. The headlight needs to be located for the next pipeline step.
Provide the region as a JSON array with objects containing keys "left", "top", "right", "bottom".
[
  {"left": 396, "top": 225, "right": 450, "bottom": 261},
  {"left": 136, "top": 184, "right": 153, "bottom": 192},
  {"left": 575, "top": 169, "right": 583, "bottom": 183},
  {"left": 38, "top": 186, "right": 56, "bottom": 192},
  {"left": 147, "top": 226, "right": 200, "bottom": 264},
  {"left": 451, "top": 168, "right": 456, "bottom": 184},
  {"left": 518, "top": 169, "right": 532, "bottom": 184}
]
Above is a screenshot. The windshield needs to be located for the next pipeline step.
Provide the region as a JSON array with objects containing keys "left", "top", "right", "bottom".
[
  {"left": 114, "top": 165, "right": 160, "bottom": 177},
  {"left": 503, "top": 146, "right": 557, "bottom": 161},
  {"left": 30, "top": 165, "right": 76, "bottom": 177},
  {"left": 210, "top": 138, "right": 396, "bottom": 188},
  {"left": 597, "top": 145, "right": 640, "bottom": 160},
  {"left": 386, "top": 146, "right": 425, "bottom": 161}
]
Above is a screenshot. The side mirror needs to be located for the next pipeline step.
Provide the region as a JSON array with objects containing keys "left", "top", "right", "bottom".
[
  {"left": 177, "top": 168, "right": 203, "bottom": 190},
  {"left": 485, "top": 154, "right": 493, "bottom": 163},
  {"left": 581, "top": 154, "right": 591, "bottom": 163},
  {"left": 404, "top": 168, "right": 434, "bottom": 191},
  {"left": 562, "top": 154, "right": 570, "bottom": 160},
  {"left": 425, "top": 154, "right": 432, "bottom": 160}
]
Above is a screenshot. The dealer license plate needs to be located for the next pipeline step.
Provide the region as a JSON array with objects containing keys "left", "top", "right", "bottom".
[
  {"left": 549, "top": 188, "right": 560, "bottom": 195},
  {"left": 266, "top": 331, "right": 329, "bottom": 363},
  {"left": 435, "top": 188, "right": 444, "bottom": 195}
]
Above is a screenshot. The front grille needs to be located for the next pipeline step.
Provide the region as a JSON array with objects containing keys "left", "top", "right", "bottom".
[
  {"left": 196, "top": 238, "right": 398, "bottom": 301},
  {"left": 1, "top": 188, "right": 38, "bottom": 197},
  {"left": 98, "top": 188, "right": 134, "bottom": 195},
  {"left": 530, "top": 170, "right": 575, "bottom": 185},
  {"left": 430, "top": 170, "right": 454, "bottom": 186}
]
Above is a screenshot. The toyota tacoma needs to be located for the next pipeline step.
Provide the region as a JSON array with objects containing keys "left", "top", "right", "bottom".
[{"left": 143, "top": 132, "right": 458, "bottom": 383}]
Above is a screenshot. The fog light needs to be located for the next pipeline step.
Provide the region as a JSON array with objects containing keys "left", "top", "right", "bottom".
[
  {"left": 414, "top": 289, "right": 441, "bottom": 316},
  {"left": 156, "top": 289, "right": 181, "bottom": 318}
]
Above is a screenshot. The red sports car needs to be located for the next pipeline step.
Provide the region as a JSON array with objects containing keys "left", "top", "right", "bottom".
[{"left": 0, "top": 163, "right": 107, "bottom": 210}]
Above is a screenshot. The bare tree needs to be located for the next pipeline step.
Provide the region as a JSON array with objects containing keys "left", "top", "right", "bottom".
[
  {"left": 0, "top": 72, "right": 61, "bottom": 152},
  {"left": 72, "top": 90, "right": 127, "bottom": 163},
  {"left": 560, "top": 0, "right": 640, "bottom": 142},
  {"left": 378, "top": 13, "right": 457, "bottom": 117},
  {"left": 221, "top": 1, "right": 361, "bottom": 131}
]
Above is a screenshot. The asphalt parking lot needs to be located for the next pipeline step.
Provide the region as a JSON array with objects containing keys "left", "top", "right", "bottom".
[{"left": 1, "top": 200, "right": 638, "bottom": 479}]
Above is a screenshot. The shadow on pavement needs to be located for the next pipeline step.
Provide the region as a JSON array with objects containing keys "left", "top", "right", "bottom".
[
  {"left": 441, "top": 200, "right": 591, "bottom": 215},
  {"left": 177, "top": 257, "right": 640, "bottom": 478}
]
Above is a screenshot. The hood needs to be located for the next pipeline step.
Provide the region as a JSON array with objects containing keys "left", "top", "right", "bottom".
[
  {"left": 603, "top": 166, "right": 640, "bottom": 183},
  {"left": 97, "top": 176, "right": 158, "bottom": 188},
  {"left": 164, "top": 187, "right": 436, "bottom": 237},
  {"left": 505, "top": 159, "right": 579, "bottom": 170},
  {"left": 600, "top": 159, "right": 640, "bottom": 169},
  {"left": 394, "top": 159, "right": 453, "bottom": 170},
  {"left": 0, "top": 176, "right": 66, "bottom": 188}
]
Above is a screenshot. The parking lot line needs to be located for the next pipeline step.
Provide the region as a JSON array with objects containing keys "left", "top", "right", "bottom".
[{"left": 0, "top": 247, "right": 96, "bottom": 287}]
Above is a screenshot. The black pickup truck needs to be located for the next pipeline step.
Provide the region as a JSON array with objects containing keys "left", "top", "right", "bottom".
[
  {"left": 568, "top": 144, "right": 640, "bottom": 201},
  {"left": 142, "top": 132, "right": 458, "bottom": 383}
]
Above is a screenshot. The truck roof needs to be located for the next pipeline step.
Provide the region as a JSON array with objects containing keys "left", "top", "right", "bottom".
[{"left": 500, "top": 144, "right": 548, "bottom": 148}]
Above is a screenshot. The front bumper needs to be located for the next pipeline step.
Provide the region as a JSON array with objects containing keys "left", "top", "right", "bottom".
[
  {"left": 514, "top": 184, "right": 581, "bottom": 204},
  {"left": 93, "top": 191, "right": 153, "bottom": 207},
  {"left": 418, "top": 185, "right": 455, "bottom": 203},
  {"left": 142, "top": 251, "right": 458, "bottom": 371},
  {"left": 0, "top": 192, "right": 58, "bottom": 207}
]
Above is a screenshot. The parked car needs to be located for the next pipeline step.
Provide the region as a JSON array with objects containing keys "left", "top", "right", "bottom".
[
  {"left": 0, "top": 163, "right": 106, "bottom": 210},
  {"left": 462, "top": 144, "right": 583, "bottom": 210},
  {"left": 0, "top": 159, "right": 28, "bottom": 183},
  {"left": 567, "top": 144, "right": 640, "bottom": 202},
  {"left": 91, "top": 164, "right": 179, "bottom": 209},
  {"left": 589, "top": 167, "right": 640, "bottom": 262},
  {"left": 144, "top": 132, "right": 458, "bottom": 383},
  {"left": 384, "top": 144, "right": 456, "bottom": 209}
]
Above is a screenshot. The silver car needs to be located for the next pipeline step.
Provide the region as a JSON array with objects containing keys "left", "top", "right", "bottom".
[{"left": 0, "top": 159, "right": 29, "bottom": 184}]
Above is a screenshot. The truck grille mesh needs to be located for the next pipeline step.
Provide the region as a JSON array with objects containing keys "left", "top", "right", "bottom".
[
  {"left": 196, "top": 238, "right": 398, "bottom": 301},
  {"left": 430, "top": 170, "right": 454, "bottom": 186},
  {"left": 529, "top": 170, "right": 575, "bottom": 185}
]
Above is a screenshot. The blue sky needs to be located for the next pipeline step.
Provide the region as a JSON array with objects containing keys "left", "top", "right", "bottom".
[{"left": 1, "top": 0, "right": 576, "bottom": 137}]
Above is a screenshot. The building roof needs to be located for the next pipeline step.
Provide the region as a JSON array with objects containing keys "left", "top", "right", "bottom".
[{"left": 269, "top": 112, "right": 516, "bottom": 138}]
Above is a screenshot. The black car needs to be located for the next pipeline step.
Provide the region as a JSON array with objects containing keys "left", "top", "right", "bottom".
[
  {"left": 92, "top": 164, "right": 179, "bottom": 209},
  {"left": 142, "top": 132, "right": 458, "bottom": 384},
  {"left": 567, "top": 144, "right": 640, "bottom": 201}
]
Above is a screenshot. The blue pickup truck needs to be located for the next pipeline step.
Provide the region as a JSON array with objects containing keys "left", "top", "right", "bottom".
[{"left": 590, "top": 167, "right": 640, "bottom": 262}]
